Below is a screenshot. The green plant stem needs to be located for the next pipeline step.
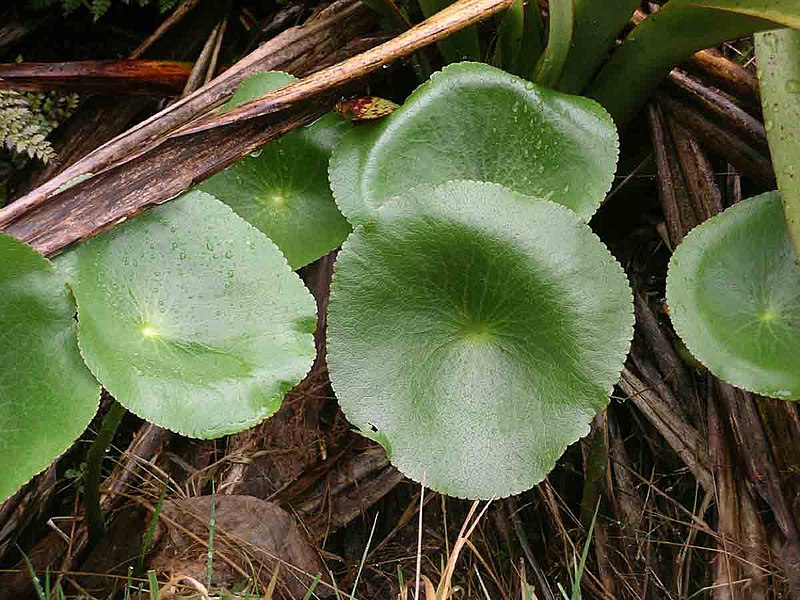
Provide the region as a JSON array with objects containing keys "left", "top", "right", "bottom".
[
  {"left": 755, "top": 28, "right": 800, "bottom": 262},
  {"left": 532, "top": 0, "right": 574, "bottom": 88},
  {"left": 85, "top": 399, "right": 126, "bottom": 543},
  {"left": 589, "top": 2, "right": 800, "bottom": 125}
]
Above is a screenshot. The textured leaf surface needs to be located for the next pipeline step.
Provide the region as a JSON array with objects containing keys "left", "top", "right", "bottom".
[
  {"left": 0, "top": 233, "right": 99, "bottom": 502},
  {"left": 57, "top": 191, "right": 317, "bottom": 438},
  {"left": 200, "top": 72, "right": 352, "bottom": 269},
  {"left": 327, "top": 181, "right": 634, "bottom": 499},
  {"left": 329, "top": 62, "right": 618, "bottom": 226},
  {"left": 667, "top": 192, "right": 800, "bottom": 400}
]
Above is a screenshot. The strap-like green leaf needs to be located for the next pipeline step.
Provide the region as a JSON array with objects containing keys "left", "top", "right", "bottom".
[
  {"left": 590, "top": 0, "right": 800, "bottom": 124},
  {"left": 56, "top": 191, "right": 317, "bottom": 438},
  {"left": 327, "top": 181, "right": 634, "bottom": 499},
  {"left": 0, "top": 233, "right": 100, "bottom": 503},
  {"left": 555, "top": 0, "right": 641, "bottom": 95},
  {"left": 329, "top": 62, "right": 618, "bottom": 226},
  {"left": 667, "top": 192, "right": 800, "bottom": 400},
  {"left": 531, "top": 0, "right": 573, "bottom": 87},
  {"left": 495, "top": 0, "right": 525, "bottom": 75},
  {"left": 756, "top": 28, "right": 800, "bottom": 262}
]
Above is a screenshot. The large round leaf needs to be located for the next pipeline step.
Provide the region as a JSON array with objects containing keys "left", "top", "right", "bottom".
[
  {"left": 327, "top": 181, "right": 634, "bottom": 499},
  {"left": 329, "top": 62, "right": 618, "bottom": 226},
  {"left": 199, "top": 72, "right": 352, "bottom": 269},
  {"left": 0, "top": 233, "right": 99, "bottom": 502},
  {"left": 56, "top": 191, "right": 317, "bottom": 438},
  {"left": 667, "top": 192, "right": 800, "bottom": 400}
]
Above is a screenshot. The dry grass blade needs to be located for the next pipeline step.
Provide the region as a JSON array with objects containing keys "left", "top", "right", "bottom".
[{"left": 156, "top": 575, "right": 211, "bottom": 600}]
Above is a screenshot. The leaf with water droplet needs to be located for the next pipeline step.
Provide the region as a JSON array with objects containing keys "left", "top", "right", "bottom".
[
  {"left": 199, "top": 72, "right": 352, "bottom": 269},
  {"left": 330, "top": 62, "right": 618, "bottom": 226},
  {"left": 55, "top": 191, "right": 317, "bottom": 438}
]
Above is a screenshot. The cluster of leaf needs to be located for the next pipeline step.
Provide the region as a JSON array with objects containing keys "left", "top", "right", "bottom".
[
  {"left": 28, "top": 0, "right": 179, "bottom": 20},
  {"left": 0, "top": 64, "right": 634, "bottom": 502}
]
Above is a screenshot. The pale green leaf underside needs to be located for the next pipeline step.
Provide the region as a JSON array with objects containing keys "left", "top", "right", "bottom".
[
  {"left": 57, "top": 191, "right": 317, "bottom": 438},
  {"left": 667, "top": 192, "right": 800, "bottom": 400},
  {"left": 200, "top": 72, "right": 352, "bottom": 269},
  {"left": 329, "top": 62, "right": 619, "bottom": 226},
  {"left": 327, "top": 181, "right": 634, "bottom": 499},
  {"left": 0, "top": 233, "right": 99, "bottom": 503}
]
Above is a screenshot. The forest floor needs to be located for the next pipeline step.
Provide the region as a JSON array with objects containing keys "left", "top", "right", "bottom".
[{"left": 1, "top": 1, "right": 799, "bottom": 599}]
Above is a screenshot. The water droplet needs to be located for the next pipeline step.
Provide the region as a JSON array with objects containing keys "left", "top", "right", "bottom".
[
  {"left": 179, "top": 251, "right": 187, "bottom": 260},
  {"left": 250, "top": 149, "right": 263, "bottom": 158},
  {"left": 765, "top": 119, "right": 774, "bottom": 132},
  {"left": 224, "top": 250, "right": 233, "bottom": 259},
  {"left": 206, "top": 240, "right": 214, "bottom": 251},
  {"left": 787, "top": 79, "right": 800, "bottom": 94}
]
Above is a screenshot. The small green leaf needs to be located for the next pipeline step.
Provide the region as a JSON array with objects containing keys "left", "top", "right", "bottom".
[
  {"left": 327, "top": 181, "right": 634, "bottom": 499},
  {"left": 200, "top": 72, "right": 352, "bottom": 269},
  {"left": 667, "top": 192, "right": 800, "bottom": 400},
  {"left": 329, "top": 62, "right": 618, "bottom": 226},
  {"left": 0, "top": 233, "right": 100, "bottom": 503},
  {"left": 222, "top": 71, "right": 295, "bottom": 111},
  {"left": 56, "top": 191, "right": 317, "bottom": 438}
]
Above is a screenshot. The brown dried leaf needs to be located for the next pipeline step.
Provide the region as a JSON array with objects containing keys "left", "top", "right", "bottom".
[{"left": 151, "top": 495, "right": 330, "bottom": 599}]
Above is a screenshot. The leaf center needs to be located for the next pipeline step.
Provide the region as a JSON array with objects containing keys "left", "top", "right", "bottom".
[{"left": 460, "top": 319, "right": 494, "bottom": 342}]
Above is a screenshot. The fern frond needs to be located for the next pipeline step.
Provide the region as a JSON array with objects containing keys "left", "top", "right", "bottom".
[
  {"left": 91, "top": 0, "right": 113, "bottom": 19},
  {"left": 29, "top": 0, "right": 180, "bottom": 19},
  {"left": 0, "top": 91, "right": 56, "bottom": 164}
]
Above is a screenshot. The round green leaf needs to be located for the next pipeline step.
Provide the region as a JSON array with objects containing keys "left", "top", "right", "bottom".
[
  {"left": 667, "top": 192, "right": 800, "bottom": 400},
  {"left": 57, "top": 190, "right": 317, "bottom": 438},
  {"left": 329, "top": 62, "right": 618, "bottom": 226},
  {"left": 199, "top": 72, "right": 352, "bottom": 269},
  {"left": 327, "top": 181, "right": 634, "bottom": 499},
  {"left": 223, "top": 71, "right": 296, "bottom": 110},
  {"left": 0, "top": 233, "right": 99, "bottom": 503}
]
